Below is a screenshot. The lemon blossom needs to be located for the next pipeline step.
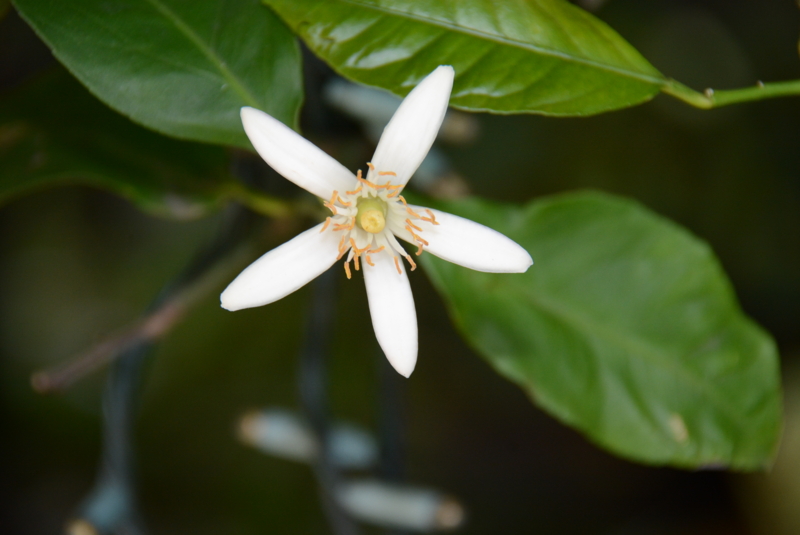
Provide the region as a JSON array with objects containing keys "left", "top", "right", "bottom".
[{"left": 220, "top": 66, "right": 532, "bottom": 377}]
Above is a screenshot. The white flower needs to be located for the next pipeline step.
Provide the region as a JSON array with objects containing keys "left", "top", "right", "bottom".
[{"left": 221, "top": 66, "right": 533, "bottom": 377}]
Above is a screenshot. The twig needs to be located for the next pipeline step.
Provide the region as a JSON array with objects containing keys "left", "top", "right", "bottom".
[
  {"left": 32, "top": 210, "right": 258, "bottom": 394},
  {"left": 66, "top": 202, "right": 258, "bottom": 534}
]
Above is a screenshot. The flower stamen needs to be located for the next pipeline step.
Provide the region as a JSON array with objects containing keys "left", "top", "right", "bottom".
[
  {"left": 378, "top": 171, "right": 396, "bottom": 176},
  {"left": 343, "top": 260, "right": 352, "bottom": 279},
  {"left": 420, "top": 209, "right": 439, "bottom": 225},
  {"left": 393, "top": 256, "right": 402, "bottom": 274},
  {"left": 365, "top": 255, "right": 375, "bottom": 267},
  {"left": 405, "top": 218, "right": 422, "bottom": 232},
  {"left": 333, "top": 218, "right": 355, "bottom": 232},
  {"left": 404, "top": 254, "right": 417, "bottom": 271},
  {"left": 320, "top": 217, "right": 332, "bottom": 233},
  {"left": 323, "top": 190, "right": 339, "bottom": 215}
]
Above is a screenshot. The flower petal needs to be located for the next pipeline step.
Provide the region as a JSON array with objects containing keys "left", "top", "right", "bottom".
[
  {"left": 221, "top": 223, "right": 342, "bottom": 311},
  {"left": 241, "top": 107, "right": 355, "bottom": 199},
  {"left": 363, "top": 253, "right": 418, "bottom": 377},
  {"left": 406, "top": 206, "right": 533, "bottom": 273},
  {"left": 369, "top": 66, "right": 454, "bottom": 186}
]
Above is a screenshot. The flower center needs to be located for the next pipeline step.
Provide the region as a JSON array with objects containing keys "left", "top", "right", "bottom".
[{"left": 356, "top": 197, "right": 387, "bottom": 234}]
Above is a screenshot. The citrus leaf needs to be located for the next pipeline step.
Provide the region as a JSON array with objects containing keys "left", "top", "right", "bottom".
[
  {"left": 264, "top": 0, "right": 665, "bottom": 116},
  {"left": 13, "top": 0, "right": 302, "bottom": 148},
  {"left": 0, "top": 69, "right": 237, "bottom": 219},
  {"left": 421, "top": 191, "right": 781, "bottom": 469}
]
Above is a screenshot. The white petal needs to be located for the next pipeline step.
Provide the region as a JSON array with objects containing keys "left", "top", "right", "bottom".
[
  {"left": 369, "top": 66, "right": 454, "bottom": 186},
  {"left": 406, "top": 206, "right": 533, "bottom": 273},
  {"left": 363, "top": 254, "right": 418, "bottom": 377},
  {"left": 221, "top": 223, "right": 342, "bottom": 311},
  {"left": 241, "top": 107, "right": 355, "bottom": 199}
]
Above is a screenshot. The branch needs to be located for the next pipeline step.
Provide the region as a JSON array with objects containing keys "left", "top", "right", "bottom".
[{"left": 662, "top": 78, "right": 800, "bottom": 109}]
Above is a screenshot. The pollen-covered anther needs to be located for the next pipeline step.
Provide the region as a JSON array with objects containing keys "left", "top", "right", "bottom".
[
  {"left": 406, "top": 219, "right": 422, "bottom": 232},
  {"left": 404, "top": 255, "right": 417, "bottom": 271},
  {"left": 320, "top": 217, "right": 332, "bottom": 233},
  {"left": 378, "top": 171, "right": 397, "bottom": 176},
  {"left": 323, "top": 190, "right": 339, "bottom": 215},
  {"left": 365, "top": 255, "right": 375, "bottom": 267},
  {"left": 332, "top": 218, "right": 355, "bottom": 232},
  {"left": 405, "top": 225, "right": 429, "bottom": 247},
  {"left": 393, "top": 256, "right": 402, "bottom": 274},
  {"left": 421, "top": 209, "right": 440, "bottom": 225},
  {"left": 343, "top": 261, "right": 352, "bottom": 279}
]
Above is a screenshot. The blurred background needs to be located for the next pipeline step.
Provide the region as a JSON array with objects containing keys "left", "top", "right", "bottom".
[{"left": 1, "top": 0, "right": 799, "bottom": 533}]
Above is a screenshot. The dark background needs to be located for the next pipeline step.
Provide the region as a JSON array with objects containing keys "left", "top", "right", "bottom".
[{"left": 1, "top": 0, "right": 799, "bottom": 533}]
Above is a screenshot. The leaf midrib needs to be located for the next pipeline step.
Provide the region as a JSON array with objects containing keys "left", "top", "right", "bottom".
[
  {"left": 143, "top": 0, "right": 260, "bottom": 107},
  {"left": 330, "top": 0, "right": 666, "bottom": 86},
  {"left": 520, "top": 285, "right": 745, "bottom": 430}
]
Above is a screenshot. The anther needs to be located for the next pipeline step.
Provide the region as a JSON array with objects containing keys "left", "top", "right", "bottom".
[
  {"left": 365, "top": 255, "right": 375, "bottom": 267},
  {"left": 344, "top": 261, "right": 352, "bottom": 279},
  {"left": 404, "top": 255, "right": 417, "bottom": 271},
  {"left": 324, "top": 190, "right": 339, "bottom": 215},
  {"left": 367, "top": 162, "right": 375, "bottom": 171},
  {"left": 367, "top": 246, "right": 385, "bottom": 254},
  {"left": 353, "top": 254, "right": 360, "bottom": 271},
  {"left": 424, "top": 209, "right": 440, "bottom": 225},
  {"left": 320, "top": 217, "right": 332, "bottom": 232},
  {"left": 346, "top": 186, "right": 362, "bottom": 195},
  {"left": 393, "top": 257, "right": 402, "bottom": 274},
  {"left": 337, "top": 235, "right": 348, "bottom": 259},
  {"left": 378, "top": 171, "right": 397, "bottom": 176},
  {"left": 337, "top": 196, "right": 352, "bottom": 207},
  {"left": 406, "top": 219, "right": 422, "bottom": 232}
]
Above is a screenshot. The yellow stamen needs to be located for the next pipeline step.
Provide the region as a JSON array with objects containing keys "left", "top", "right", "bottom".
[
  {"left": 337, "top": 196, "right": 352, "bottom": 207},
  {"left": 320, "top": 217, "right": 332, "bottom": 232},
  {"left": 393, "top": 257, "right": 402, "bottom": 274},
  {"left": 337, "top": 235, "right": 348, "bottom": 259},
  {"left": 344, "top": 261, "right": 352, "bottom": 279},
  {"left": 405, "top": 225, "right": 429, "bottom": 246},
  {"left": 353, "top": 254, "right": 360, "bottom": 271},
  {"left": 378, "top": 171, "right": 396, "bottom": 176},
  {"left": 365, "top": 255, "right": 375, "bottom": 267},
  {"left": 404, "top": 254, "right": 417, "bottom": 271},
  {"left": 346, "top": 186, "right": 363, "bottom": 195},
  {"left": 367, "top": 246, "right": 385, "bottom": 254},
  {"left": 367, "top": 162, "right": 375, "bottom": 171},
  {"left": 425, "top": 209, "right": 440, "bottom": 225},
  {"left": 415, "top": 244, "right": 424, "bottom": 256},
  {"left": 405, "top": 218, "right": 422, "bottom": 232},
  {"left": 333, "top": 218, "right": 355, "bottom": 232},
  {"left": 323, "top": 190, "right": 339, "bottom": 215},
  {"left": 357, "top": 174, "right": 380, "bottom": 189}
]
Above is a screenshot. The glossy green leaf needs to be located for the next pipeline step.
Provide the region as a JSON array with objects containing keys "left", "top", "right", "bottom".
[
  {"left": 421, "top": 191, "right": 781, "bottom": 469},
  {"left": 13, "top": 0, "right": 302, "bottom": 148},
  {"left": 0, "top": 69, "right": 238, "bottom": 219},
  {"left": 265, "top": 0, "right": 665, "bottom": 116}
]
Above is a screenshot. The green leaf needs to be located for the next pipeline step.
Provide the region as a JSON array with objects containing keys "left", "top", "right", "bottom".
[
  {"left": 13, "top": 0, "right": 302, "bottom": 148},
  {"left": 421, "top": 191, "right": 781, "bottom": 469},
  {"left": 0, "top": 69, "right": 238, "bottom": 219},
  {"left": 264, "top": 0, "right": 665, "bottom": 116}
]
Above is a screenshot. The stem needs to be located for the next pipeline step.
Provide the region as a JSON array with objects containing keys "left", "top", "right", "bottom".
[
  {"left": 71, "top": 204, "right": 258, "bottom": 534},
  {"left": 223, "top": 181, "right": 294, "bottom": 219},
  {"left": 662, "top": 78, "right": 800, "bottom": 109}
]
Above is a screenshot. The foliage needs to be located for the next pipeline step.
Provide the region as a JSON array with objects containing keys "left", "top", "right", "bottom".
[{"left": 4, "top": 0, "right": 792, "bottom": 476}]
